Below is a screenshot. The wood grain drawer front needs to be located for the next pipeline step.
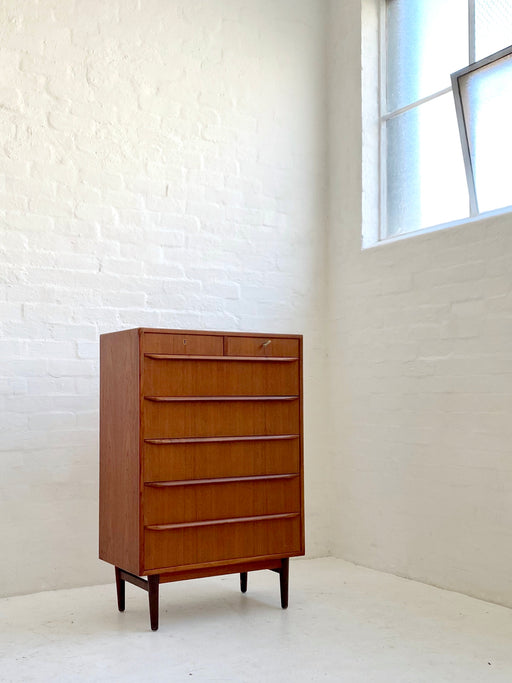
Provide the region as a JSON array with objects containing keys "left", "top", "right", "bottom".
[
  {"left": 144, "top": 515, "right": 302, "bottom": 570},
  {"left": 143, "top": 333, "right": 223, "bottom": 356},
  {"left": 143, "top": 357, "right": 299, "bottom": 396},
  {"left": 143, "top": 397, "right": 300, "bottom": 439},
  {"left": 144, "top": 437, "right": 300, "bottom": 482},
  {"left": 225, "top": 336, "right": 299, "bottom": 358},
  {"left": 144, "top": 475, "right": 300, "bottom": 526}
]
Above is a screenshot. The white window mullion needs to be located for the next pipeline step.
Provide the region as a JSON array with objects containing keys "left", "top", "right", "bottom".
[
  {"left": 469, "top": 0, "right": 476, "bottom": 63},
  {"left": 382, "top": 86, "right": 453, "bottom": 122},
  {"left": 379, "top": 0, "right": 387, "bottom": 242}
]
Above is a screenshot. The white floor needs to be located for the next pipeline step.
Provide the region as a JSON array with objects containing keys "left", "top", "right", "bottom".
[{"left": 1, "top": 558, "right": 512, "bottom": 682}]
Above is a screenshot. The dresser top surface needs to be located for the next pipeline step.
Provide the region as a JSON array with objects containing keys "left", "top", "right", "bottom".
[{"left": 101, "top": 328, "right": 303, "bottom": 340}]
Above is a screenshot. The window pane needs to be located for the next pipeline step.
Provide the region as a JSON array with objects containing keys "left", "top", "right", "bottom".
[
  {"left": 386, "top": 94, "right": 469, "bottom": 237},
  {"left": 386, "top": 0, "right": 468, "bottom": 112},
  {"left": 475, "top": 0, "right": 512, "bottom": 61},
  {"left": 458, "top": 52, "right": 512, "bottom": 213}
]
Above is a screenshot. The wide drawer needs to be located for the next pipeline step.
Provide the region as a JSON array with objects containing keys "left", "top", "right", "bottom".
[
  {"left": 143, "top": 475, "right": 300, "bottom": 526},
  {"left": 143, "top": 397, "right": 300, "bottom": 439},
  {"left": 144, "top": 514, "right": 302, "bottom": 570},
  {"left": 143, "top": 436, "right": 300, "bottom": 482},
  {"left": 143, "top": 332, "right": 223, "bottom": 356},
  {"left": 143, "top": 356, "right": 299, "bottom": 396},
  {"left": 224, "top": 336, "right": 299, "bottom": 358}
]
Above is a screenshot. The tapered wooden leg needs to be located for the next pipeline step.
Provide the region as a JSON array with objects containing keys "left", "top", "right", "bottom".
[
  {"left": 148, "top": 574, "right": 160, "bottom": 631},
  {"left": 115, "top": 566, "right": 125, "bottom": 612},
  {"left": 279, "top": 558, "right": 289, "bottom": 609},
  {"left": 240, "top": 572, "right": 248, "bottom": 593}
]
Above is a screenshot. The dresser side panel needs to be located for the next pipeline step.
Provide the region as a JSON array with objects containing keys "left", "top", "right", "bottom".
[{"left": 99, "top": 328, "right": 141, "bottom": 574}]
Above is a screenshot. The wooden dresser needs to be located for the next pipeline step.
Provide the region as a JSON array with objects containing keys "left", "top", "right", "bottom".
[{"left": 99, "top": 328, "right": 304, "bottom": 630}]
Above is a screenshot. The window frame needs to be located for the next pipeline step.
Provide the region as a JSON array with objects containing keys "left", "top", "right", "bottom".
[
  {"left": 378, "top": 0, "right": 512, "bottom": 243},
  {"left": 451, "top": 42, "right": 512, "bottom": 216}
]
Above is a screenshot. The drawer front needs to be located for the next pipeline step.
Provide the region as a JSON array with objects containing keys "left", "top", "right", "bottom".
[
  {"left": 143, "top": 397, "right": 300, "bottom": 439},
  {"left": 225, "top": 336, "right": 299, "bottom": 358},
  {"left": 143, "top": 476, "right": 301, "bottom": 526},
  {"left": 144, "top": 437, "right": 300, "bottom": 482},
  {"left": 143, "top": 332, "right": 223, "bottom": 356},
  {"left": 143, "top": 357, "right": 299, "bottom": 396},
  {"left": 144, "top": 515, "right": 302, "bottom": 570}
]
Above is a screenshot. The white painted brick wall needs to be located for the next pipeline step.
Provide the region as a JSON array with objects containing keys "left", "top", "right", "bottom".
[
  {"left": 329, "top": 0, "right": 512, "bottom": 608},
  {"left": 0, "top": 0, "right": 328, "bottom": 596}
]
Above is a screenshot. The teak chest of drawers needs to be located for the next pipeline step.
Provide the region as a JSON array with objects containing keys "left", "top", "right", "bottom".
[{"left": 99, "top": 328, "right": 304, "bottom": 630}]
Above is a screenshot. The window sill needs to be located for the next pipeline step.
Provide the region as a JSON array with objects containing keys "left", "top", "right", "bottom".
[{"left": 363, "top": 204, "right": 512, "bottom": 251}]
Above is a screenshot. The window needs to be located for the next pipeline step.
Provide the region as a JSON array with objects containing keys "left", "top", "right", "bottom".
[
  {"left": 452, "top": 44, "right": 512, "bottom": 215},
  {"left": 381, "top": 0, "right": 512, "bottom": 240}
]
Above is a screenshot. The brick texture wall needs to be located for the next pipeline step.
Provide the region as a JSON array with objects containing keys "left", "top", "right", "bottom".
[{"left": 0, "top": 0, "right": 328, "bottom": 596}]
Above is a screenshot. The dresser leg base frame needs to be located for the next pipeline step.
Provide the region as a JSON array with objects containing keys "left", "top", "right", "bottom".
[
  {"left": 115, "top": 566, "right": 125, "bottom": 612},
  {"left": 148, "top": 574, "right": 160, "bottom": 631},
  {"left": 114, "top": 558, "right": 290, "bottom": 630},
  {"left": 114, "top": 567, "right": 161, "bottom": 631},
  {"left": 279, "top": 558, "right": 289, "bottom": 609},
  {"left": 243, "top": 558, "right": 289, "bottom": 608}
]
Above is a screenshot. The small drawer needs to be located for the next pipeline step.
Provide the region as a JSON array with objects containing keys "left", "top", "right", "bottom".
[
  {"left": 143, "top": 332, "right": 223, "bottom": 356},
  {"left": 144, "top": 515, "right": 302, "bottom": 570},
  {"left": 225, "top": 336, "right": 299, "bottom": 358}
]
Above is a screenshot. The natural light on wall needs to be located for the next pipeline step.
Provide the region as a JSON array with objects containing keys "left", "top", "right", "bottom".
[{"left": 380, "top": 0, "right": 512, "bottom": 241}]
